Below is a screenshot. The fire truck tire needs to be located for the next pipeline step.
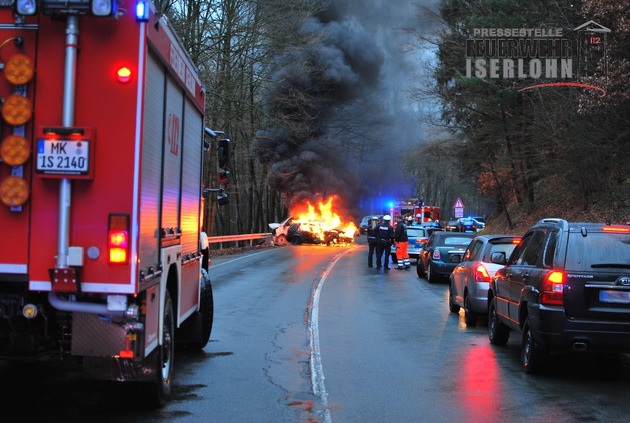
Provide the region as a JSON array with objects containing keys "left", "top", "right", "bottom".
[
  {"left": 275, "top": 234, "right": 288, "bottom": 246},
  {"left": 195, "top": 269, "right": 214, "bottom": 349},
  {"left": 142, "top": 290, "right": 175, "bottom": 407}
]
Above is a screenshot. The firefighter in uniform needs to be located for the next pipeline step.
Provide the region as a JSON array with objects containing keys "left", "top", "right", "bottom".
[
  {"left": 394, "top": 215, "right": 410, "bottom": 269},
  {"left": 366, "top": 216, "right": 379, "bottom": 267},
  {"left": 375, "top": 215, "right": 395, "bottom": 270}
]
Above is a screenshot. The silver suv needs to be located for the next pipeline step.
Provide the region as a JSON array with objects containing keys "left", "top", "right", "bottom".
[{"left": 488, "top": 218, "right": 630, "bottom": 372}]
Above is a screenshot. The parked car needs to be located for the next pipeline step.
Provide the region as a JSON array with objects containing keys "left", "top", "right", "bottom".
[
  {"left": 456, "top": 217, "right": 478, "bottom": 233},
  {"left": 444, "top": 220, "right": 459, "bottom": 232},
  {"left": 471, "top": 218, "right": 485, "bottom": 231},
  {"left": 473, "top": 216, "right": 486, "bottom": 225},
  {"left": 488, "top": 218, "right": 630, "bottom": 373},
  {"left": 407, "top": 226, "right": 434, "bottom": 259},
  {"left": 391, "top": 225, "right": 443, "bottom": 263},
  {"left": 449, "top": 235, "right": 521, "bottom": 326},
  {"left": 416, "top": 232, "right": 476, "bottom": 282}
]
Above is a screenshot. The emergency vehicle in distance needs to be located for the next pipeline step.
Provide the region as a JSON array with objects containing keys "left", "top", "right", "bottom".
[
  {"left": 390, "top": 199, "right": 442, "bottom": 225},
  {"left": 0, "top": 0, "right": 223, "bottom": 406}
]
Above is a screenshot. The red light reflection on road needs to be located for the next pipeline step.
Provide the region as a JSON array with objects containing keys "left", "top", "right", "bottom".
[{"left": 461, "top": 343, "right": 502, "bottom": 422}]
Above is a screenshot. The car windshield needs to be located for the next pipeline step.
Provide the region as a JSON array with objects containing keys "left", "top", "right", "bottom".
[{"left": 565, "top": 231, "right": 630, "bottom": 272}]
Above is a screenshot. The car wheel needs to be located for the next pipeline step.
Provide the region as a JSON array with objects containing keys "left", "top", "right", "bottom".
[
  {"left": 275, "top": 234, "right": 288, "bottom": 246},
  {"left": 426, "top": 263, "right": 437, "bottom": 283},
  {"left": 448, "top": 284, "right": 460, "bottom": 313},
  {"left": 416, "top": 259, "right": 425, "bottom": 278},
  {"left": 464, "top": 293, "right": 478, "bottom": 327},
  {"left": 488, "top": 298, "right": 509, "bottom": 345},
  {"left": 521, "top": 317, "right": 547, "bottom": 373}
]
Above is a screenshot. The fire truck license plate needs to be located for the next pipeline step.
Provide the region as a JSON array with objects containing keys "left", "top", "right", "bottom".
[{"left": 36, "top": 139, "right": 90, "bottom": 176}]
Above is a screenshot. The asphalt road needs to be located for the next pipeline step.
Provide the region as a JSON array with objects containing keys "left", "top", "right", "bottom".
[{"left": 2, "top": 241, "right": 630, "bottom": 422}]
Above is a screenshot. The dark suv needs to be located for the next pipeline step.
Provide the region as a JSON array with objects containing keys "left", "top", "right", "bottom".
[{"left": 488, "top": 218, "right": 630, "bottom": 372}]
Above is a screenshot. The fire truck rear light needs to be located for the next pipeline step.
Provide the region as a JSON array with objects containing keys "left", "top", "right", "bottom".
[
  {"left": 2, "top": 94, "right": 33, "bottom": 126},
  {"left": 109, "top": 248, "right": 127, "bottom": 263},
  {"left": 91, "top": 0, "right": 116, "bottom": 16},
  {"left": 108, "top": 214, "right": 130, "bottom": 264},
  {"left": 119, "top": 349, "right": 134, "bottom": 358},
  {"left": 135, "top": 0, "right": 149, "bottom": 21},
  {"left": 117, "top": 67, "right": 132, "bottom": 83},
  {"left": 4, "top": 54, "right": 34, "bottom": 85},
  {"left": 22, "top": 304, "right": 38, "bottom": 319},
  {"left": 1, "top": 135, "right": 31, "bottom": 166},
  {"left": 0, "top": 175, "right": 29, "bottom": 207},
  {"left": 15, "top": 0, "right": 38, "bottom": 15}
]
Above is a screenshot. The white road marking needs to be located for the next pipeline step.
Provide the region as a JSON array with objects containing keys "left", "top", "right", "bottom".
[
  {"left": 309, "top": 249, "right": 348, "bottom": 423},
  {"left": 209, "top": 250, "right": 274, "bottom": 268}
]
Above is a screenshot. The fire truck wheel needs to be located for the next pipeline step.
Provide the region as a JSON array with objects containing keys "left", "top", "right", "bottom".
[
  {"left": 196, "top": 269, "right": 214, "bottom": 349},
  {"left": 275, "top": 234, "right": 288, "bottom": 246},
  {"left": 143, "top": 290, "right": 175, "bottom": 407}
]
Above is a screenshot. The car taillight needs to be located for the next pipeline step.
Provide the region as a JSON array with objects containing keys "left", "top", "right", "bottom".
[
  {"left": 474, "top": 264, "right": 491, "bottom": 282},
  {"left": 540, "top": 270, "right": 564, "bottom": 305},
  {"left": 108, "top": 214, "right": 130, "bottom": 264},
  {"left": 432, "top": 250, "right": 441, "bottom": 260}
]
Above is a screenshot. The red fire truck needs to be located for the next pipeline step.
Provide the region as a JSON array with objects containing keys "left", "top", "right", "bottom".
[
  {"left": 0, "top": 0, "right": 217, "bottom": 406},
  {"left": 391, "top": 199, "right": 442, "bottom": 225}
]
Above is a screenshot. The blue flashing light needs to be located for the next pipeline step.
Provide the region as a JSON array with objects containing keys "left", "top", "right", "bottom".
[{"left": 135, "top": 0, "right": 149, "bottom": 21}]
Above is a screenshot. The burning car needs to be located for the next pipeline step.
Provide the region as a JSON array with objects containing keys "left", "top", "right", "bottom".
[
  {"left": 324, "top": 228, "right": 354, "bottom": 246},
  {"left": 269, "top": 196, "right": 358, "bottom": 246},
  {"left": 287, "top": 221, "right": 324, "bottom": 245},
  {"left": 269, "top": 216, "right": 294, "bottom": 246}
]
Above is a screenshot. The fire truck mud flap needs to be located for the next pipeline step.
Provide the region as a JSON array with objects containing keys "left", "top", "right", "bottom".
[{"left": 81, "top": 291, "right": 175, "bottom": 407}]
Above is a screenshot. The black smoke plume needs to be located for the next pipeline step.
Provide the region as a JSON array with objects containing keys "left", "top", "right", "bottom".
[{"left": 251, "top": 0, "right": 439, "bottom": 214}]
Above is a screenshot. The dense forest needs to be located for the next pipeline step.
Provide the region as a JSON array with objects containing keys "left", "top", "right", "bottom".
[
  {"left": 422, "top": 0, "right": 630, "bottom": 233},
  {"left": 157, "top": 0, "right": 630, "bottom": 236}
]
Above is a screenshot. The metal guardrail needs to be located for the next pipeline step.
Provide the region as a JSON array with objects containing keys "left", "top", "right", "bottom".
[{"left": 208, "top": 233, "right": 273, "bottom": 249}]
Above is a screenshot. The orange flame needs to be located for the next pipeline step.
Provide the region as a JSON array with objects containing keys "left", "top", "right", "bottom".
[{"left": 291, "top": 196, "right": 357, "bottom": 241}]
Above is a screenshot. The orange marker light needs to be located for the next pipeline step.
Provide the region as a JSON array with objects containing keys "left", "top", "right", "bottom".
[
  {"left": 2, "top": 95, "right": 33, "bottom": 126},
  {"left": 0, "top": 135, "right": 30, "bottom": 166},
  {"left": 0, "top": 176, "right": 29, "bottom": 207},
  {"left": 117, "top": 67, "right": 132, "bottom": 83},
  {"left": 4, "top": 54, "right": 34, "bottom": 85}
]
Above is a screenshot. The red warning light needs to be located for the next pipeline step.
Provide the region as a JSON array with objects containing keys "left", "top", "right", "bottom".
[{"left": 117, "top": 67, "right": 132, "bottom": 83}]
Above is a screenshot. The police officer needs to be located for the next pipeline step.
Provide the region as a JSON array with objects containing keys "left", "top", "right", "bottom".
[
  {"left": 366, "top": 216, "right": 378, "bottom": 267},
  {"left": 374, "top": 215, "right": 395, "bottom": 270},
  {"left": 394, "top": 215, "right": 410, "bottom": 269}
]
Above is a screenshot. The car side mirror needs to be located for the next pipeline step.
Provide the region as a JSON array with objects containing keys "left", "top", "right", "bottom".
[{"left": 491, "top": 252, "right": 507, "bottom": 265}]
